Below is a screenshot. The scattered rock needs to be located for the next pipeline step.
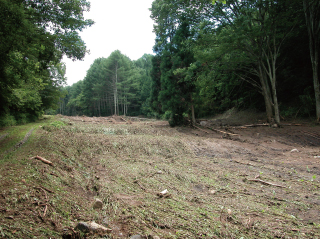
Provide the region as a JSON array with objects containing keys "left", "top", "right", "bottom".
[
  {"left": 291, "top": 149, "right": 299, "bottom": 153},
  {"left": 75, "top": 221, "right": 112, "bottom": 234},
  {"left": 209, "top": 190, "right": 216, "bottom": 194},
  {"left": 160, "top": 189, "right": 168, "bottom": 195},
  {"left": 130, "top": 235, "right": 144, "bottom": 239},
  {"left": 93, "top": 198, "right": 103, "bottom": 209},
  {"left": 156, "top": 170, "right": 163, "bottom": 174},
  {"left": 157, "top": 189, "right": 171, "bottom": 198},
  {"left": 200, "top": 120, "right": 208, "bottom": 126},
  {"left": 153, "top": 236, "right": 160, "bottom": 239}
]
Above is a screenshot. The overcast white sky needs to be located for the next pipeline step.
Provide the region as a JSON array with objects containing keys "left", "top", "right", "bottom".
[{"left": 63, "top": 0, "right": 156, "bottom": 86}]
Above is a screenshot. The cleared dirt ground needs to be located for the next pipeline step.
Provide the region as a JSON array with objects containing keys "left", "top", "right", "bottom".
[{"left": 0, "top": 112, "right": 319, "bottom": 238}]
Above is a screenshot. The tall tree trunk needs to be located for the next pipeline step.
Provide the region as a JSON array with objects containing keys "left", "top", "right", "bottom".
[
  {"left": 258, "top": 64, "right": 274, "bottom": 123},
  {"left": 303, "top": 0, "right": 320, "bottom": 121},
  {"left": 312, "top": 55, "right": 320, "bottom": 120},
  {"left": 190, "top": 95, "right": 196, "bottom": 126},
  {"left": 270, "top": 75, "right": 280, "bottom": 126},
  {"left": 267, "top": 46, "right": 280, "bottom": 126},
  {"left": 191, "top": 104, "right": 196, "bottom": 126},
  {"left": 114, "top": 63, "right": 118, "bottom": 115}
]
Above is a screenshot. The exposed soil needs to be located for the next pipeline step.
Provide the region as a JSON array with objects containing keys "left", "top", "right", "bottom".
[{"left": 0, "top": 112, "right": 320, "bottom": 238}]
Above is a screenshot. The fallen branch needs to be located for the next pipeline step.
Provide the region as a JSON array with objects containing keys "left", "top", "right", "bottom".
[
  {"left": 194, "top": 126, "right": 211, "bottom": 134},
  {"left": 33, "top": 156, "right": 54, "bottom": 166},
  {"left": 208, "top": 127, "right": 239, "bottom": 137},
  {"left": 34, "top": 187, "right": 49, "bottom": 218},
  {"left": 35, "top": 186, "right": 55, "bottom": 194},
  {"left": 194, "top": 125, "right": 210, "bottom": 134},
  {"left": 247, "top": 178, "right": 286, "bottom": 188},
  {"left": 43, "top": 204, "right": 48, "bottom": 217},
  {"left": 281, "top": 123, "right": 302, "bottom": 126},
  {"left": 35, "top": 187, "right": 48, "bottom": 200},
  {"left": 133, "top": 180, "right": 146, "bottom": 191},
  {"left": 50, "top": 172, "right": 59, "bottom": 177},
  {"left": 234, "top": 160, "right": 253, "bottom": 166},
  {"left": 238, "top": 123, "right": 269, "bottom": 128}
]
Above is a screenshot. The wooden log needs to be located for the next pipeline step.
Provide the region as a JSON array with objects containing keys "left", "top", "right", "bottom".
[
  {"left": 34, "top": 156, "right": 54, "bottom": 166},
  {"left": 247, "top": 178, "right": 286, "bottom": 188},
  {"left": 208, "top": 127, "right": 239, "bottom": 137},
  {"left": 237, "top": 123, "right": 269, "bottom": 128},
  {"left": 194, "top": 126, "right": 211, "bottom": 134}
]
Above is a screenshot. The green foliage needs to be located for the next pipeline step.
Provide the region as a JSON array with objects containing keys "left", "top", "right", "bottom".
[
  {"left": 168, "top": 113, "right": 184, "bottom": 127},
  {"left": 149, "top": 0, "right": 316, "bottom": 123},
  {"left": 58, "top": 0, "right": 316, "bottom": 122},
  {"left": 212, "top": 0, "right": 226, "bottom": 4},
  {"left": 58, "top": 52, "right": 154, "bottom": 117},
  {"left": 150, "top": 13, "right": 197, "bottom": 126},
  {"left": 0, "top": 114, "right": 17, "bottom": 128},
  {"left": 50, "top": 121, "right": 66, "bottom": 128},
  {"left": 0, "top": 0, "right": 93, "bottom": 126}
]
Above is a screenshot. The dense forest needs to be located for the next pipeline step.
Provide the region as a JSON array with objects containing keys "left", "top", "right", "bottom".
[
  {"left": 0, "top": 0, "right": 93, "bottom": 126},
  {"left": 58, "top": 52, "right": 154, "bottom": 117},
  {"left": 1, "top": 0, "right": 320, "bottom": 127}
]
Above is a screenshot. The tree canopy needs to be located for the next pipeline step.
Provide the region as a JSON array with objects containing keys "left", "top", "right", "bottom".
[
  {"left": 13, "top": 0, "right": 318, "bottom": 127},
  {"left": 148, "top": 0, "right": 315, "bottom": 126},
  {"left": 59, "top": 52, "right": 154, "bottom": 117},
  {"left": 0, "top": 0, "right": 93, "bottom": 126}
]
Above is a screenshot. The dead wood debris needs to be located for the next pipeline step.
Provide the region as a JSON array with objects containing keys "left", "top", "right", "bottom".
[
  {"left": 194, "top": 126, "right": 211, "bottom": 134},
  {"left": 208, "top": 127, "right": 239, "bottom": 137},
  {"left": 133, "top": 180, "right": 146, "bottom": 191},
  {"left": 30, "top": 155, "right": 54, "bottom": 166},
  {"left": 195, "top": 125, "right": 239, "bottom": 137},
  {"left": 34, "top": 186, "right": 49, "bottom": 218},
  {"left": 35, "top": 186, "right": 55, "bottom": 194},
  {"left": 247, "top": 178, "right": 286, "bottom": 188}
]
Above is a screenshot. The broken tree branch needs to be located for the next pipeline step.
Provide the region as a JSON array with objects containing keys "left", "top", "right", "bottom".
[
  {"left": 43, "top": 205, "right": 48, "bottom": 217},
  {"left": 133, "top": 180, "right": 146, "bottom": 191},
  {"left": 208, "top": 127, "right": 239, "bottom": 137},
  {"left": 33, "top": 156, "right": 54, "bottom": 166},
  {"left": 233, "top": 123, "right": 269, "bottom": 129},
  {"left": 194, "top": 126, "right": 211, "bottom": 134},
  {"left": 247, "top": 178, "right": 286, "bottom": 188}
]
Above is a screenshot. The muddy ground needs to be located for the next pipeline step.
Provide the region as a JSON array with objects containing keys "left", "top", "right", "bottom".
[{"left": 0, "top": 112, "right": 320, "bottom": 238}]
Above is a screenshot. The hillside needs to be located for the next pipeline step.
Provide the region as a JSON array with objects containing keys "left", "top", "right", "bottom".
[{"left": 0, "top": 114, "right": 320, "bottom": 238}]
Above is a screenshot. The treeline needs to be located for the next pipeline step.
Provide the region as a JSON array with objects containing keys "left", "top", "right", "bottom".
[
  {"left": 59, "top": 51, "right": 154, "bottom": 117},
  {"left": 0, "top": 0, "right": 93, "bottom": 127},
  {"left": 148, "top": 0, "right": 319, "bottom": 126},
  {"left": 60, "top": 0, "right": 319, "bottom": 126},
  {"left": 1, "top": 1, "right": 319, "bottom": 127}
]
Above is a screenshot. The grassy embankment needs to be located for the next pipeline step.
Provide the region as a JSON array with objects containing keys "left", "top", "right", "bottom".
[{"left": 0, "top": 115, "right": 319, "bottom": 238}]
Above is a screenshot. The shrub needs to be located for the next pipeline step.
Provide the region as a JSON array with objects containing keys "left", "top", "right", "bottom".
[{"left": 0, "top": 114, "right": 17, "bottom": 127}]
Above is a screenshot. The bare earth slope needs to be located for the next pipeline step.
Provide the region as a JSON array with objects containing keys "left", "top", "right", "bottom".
[{"left": 0, "top": 114, "right": 319, "bottom": 238}]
